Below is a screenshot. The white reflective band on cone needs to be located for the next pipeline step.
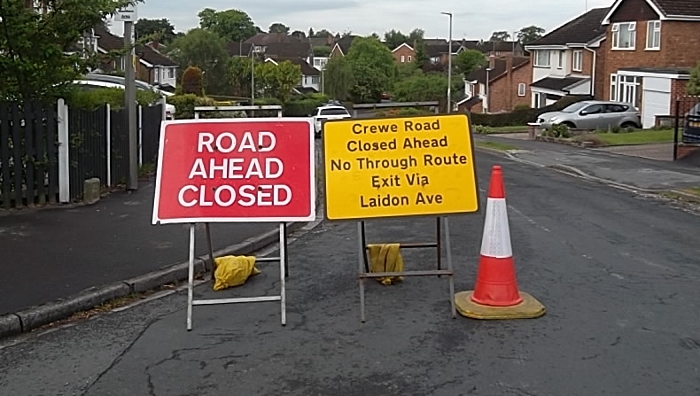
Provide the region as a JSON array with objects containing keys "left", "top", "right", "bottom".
[{"left": 479, "top": 197, "right": 513, "bottom": 258}]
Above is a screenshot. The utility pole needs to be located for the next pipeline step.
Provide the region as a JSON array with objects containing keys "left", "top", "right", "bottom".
[
  {"left": 251, "top": 46, "right": 255, "bottom": 103},
  {"left": 442, "top": 12, "right": 453, "bottom": 113},
  {"left": 116, "top": 4, "right": 138, "bottom": 191}
]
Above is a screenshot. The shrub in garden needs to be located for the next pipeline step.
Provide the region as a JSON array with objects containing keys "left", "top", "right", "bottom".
[{"left": 181, "top": 66, "right": 204, "bottom": 96}]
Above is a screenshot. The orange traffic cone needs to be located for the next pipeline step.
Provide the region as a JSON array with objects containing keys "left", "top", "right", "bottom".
[{"left": 454, "top": 165, "right": 545, "bottom": 319}]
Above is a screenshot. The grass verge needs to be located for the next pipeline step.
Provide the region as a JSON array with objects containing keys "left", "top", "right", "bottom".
[
  {"left": 476, "top": 141, "right": 517, "bottom": 152},
  {"left": 475, "top": 125, "right": 529, "bottom": 134},
  {"left": 593, "top": 129, "right": 674, "bottom": 146}
]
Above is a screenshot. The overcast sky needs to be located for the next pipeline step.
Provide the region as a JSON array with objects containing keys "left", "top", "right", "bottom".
[{"left": 111, "top": 0, "right": 612, "bottom": 40}]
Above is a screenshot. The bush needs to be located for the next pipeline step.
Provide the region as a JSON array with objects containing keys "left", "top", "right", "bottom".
[
  {"left": 166, "top": 94, "right": 217, "bottom": 119},
  {"left": 375, "top": 107, "right": 432, "bottom": 117},
  {"left": 181, "top": 66, "right": 204, "bottom": 96},
  {"left": 470, "top": 95, "right": 593, "bottom": 127},
  {"left": 66, "top": 87, "right": 161, "bottom": 110},
  {"left": 284, "top": 98, "right": 322, "bottom": 116}
]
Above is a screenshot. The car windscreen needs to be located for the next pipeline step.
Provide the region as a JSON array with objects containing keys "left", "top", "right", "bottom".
[{"left": 319, "top": 108, "right": 349, "bottom": 116}]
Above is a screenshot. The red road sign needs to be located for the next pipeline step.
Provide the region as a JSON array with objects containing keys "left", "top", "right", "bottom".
[{"left": 152, "top": 118, "right": 315, "bottom": 224}]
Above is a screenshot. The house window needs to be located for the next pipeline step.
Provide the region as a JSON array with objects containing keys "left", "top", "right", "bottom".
[
  {"left": 572, "top": 50, "right": 583, "bottom": 72},
  {"left": 612, "top": 22, "right": 636, "bottom": 49},
  {"left": 610, "top": 73, "right": 640, "bottom": 106},
  {"left": 400, "top": 55, "right": 405, "bottom": 62},
  {"left": 533, "top": 92, "right": 546, "bottom": 108},
  {"left": 168, "top": 68, "right": 175, "bottom": 79},
  {"left": 534, "top": 50, "right": 550, "bottom": 67},
  {"left": 311, "top": 76, "right": 320, "bottom": 84},
  {"left": 430, "top": 56, "right": 440, "bottom": 64},
  {"left": 517, "top": 83, "right": 526, "bottom": 97},
  {"left": 646, "top": 20, "right": 661, "bottom": 50},
  {"left": 557, "top": 51, "right": 564, "bottom": 69},
  {"left": 407, "top": 55, "right": 412, "bottom": 62}
]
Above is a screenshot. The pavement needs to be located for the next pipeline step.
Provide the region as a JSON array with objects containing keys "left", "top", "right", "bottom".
[{"left": 2, "top": 151, "right": 699, "bottom": 395}]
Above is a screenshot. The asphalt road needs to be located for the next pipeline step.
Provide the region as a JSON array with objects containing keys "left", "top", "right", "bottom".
[{"left": 1, "top": 151, "right": 700, "bottom": 395}]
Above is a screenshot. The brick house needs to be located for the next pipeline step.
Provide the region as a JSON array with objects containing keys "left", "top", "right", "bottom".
[
  {"left": 462, "top": 40, "right": 525, "bottom": 57},
  {"left": 525, "top": 7, "right": 609, "bottom": 108},
  {"left": 460, "top": 55, "right": 532, "bottom": 113},
  {"left": 392, "top": 43, "right": 415, "bottom": 64},
  {"left": 600, "top": 0, "right": 700, "bottom": 128}
]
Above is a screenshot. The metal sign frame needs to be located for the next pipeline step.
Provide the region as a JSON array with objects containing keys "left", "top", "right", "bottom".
[
  {"left": 321, "top": 113, "right": 479, "bottom": 322},
  {"left": 356, "top": 218, "right": 456, "bottom": 322},
  {"left": 186, "top": 223, "right": 288, "bottom": 330}
]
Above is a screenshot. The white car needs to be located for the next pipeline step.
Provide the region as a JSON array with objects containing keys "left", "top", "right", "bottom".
[
  {"left": 72, "top": 79, "right": 176, "bottom": 120},
  {"left": 311, "top": 105, "right": 351, "bottom": 137}
]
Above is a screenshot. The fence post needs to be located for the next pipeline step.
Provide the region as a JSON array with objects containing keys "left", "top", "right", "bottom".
[
  {"left": 160, "top": 97, "right": 167, "bottom": 121},
  {"left": 106, "top": 104, "right": 112, "bottom": 186},
  {"left": 138, "top": 105, "right": 143, "bottom": 167},
  {"left": 57, "top": 99, "right": 70, "bottom": 203},
  {"left": 673, "top": 99, "right": 680, "bottom": 161}
]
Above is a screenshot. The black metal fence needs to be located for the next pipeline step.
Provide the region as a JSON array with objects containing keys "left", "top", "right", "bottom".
[
  {"left": 0, "top": 101, "right": 59, "bottom": 209},
  {"left": 673, "top": 96, "right": 700, "bottom": 161},
  {"left": 1, "top": 101, "right": 164, "bottom": 208}
]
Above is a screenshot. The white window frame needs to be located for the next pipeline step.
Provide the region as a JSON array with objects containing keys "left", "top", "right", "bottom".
[
  {"left": 610, "top": 74, "right": 617, "bottom": 101},
  {"left": 572, "top": 50, "right": 583, "bottom": 72},
  {"left": 407, "top": 55, "right": 412, "bottom": 62},
  {"left": 557, "top": 50, "right": 564, "bottom": 69},
  {"left": 517, "top": 83, "right": 526, "bottom": 97},
  {"left": 612, "top": 22, "right": 636, "bottom": 50},
  {"left": 610, "top": 73, "right": 640, "bottom": 106},
  {"left": 646, "top": 20, "right": 661, "bottom": 50},
  {"left": 400, "top": 55, "right": 405, "bottom": 62},
  {"left": 534, "top": 50, "right": 550, "bottom": 67}
]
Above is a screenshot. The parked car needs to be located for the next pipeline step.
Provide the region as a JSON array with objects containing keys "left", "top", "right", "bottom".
[
  {"left": 683, "top": 102, "right": 700, "bottom": 144},
  {"left": 536, "top": 100, "right": 641, "bottom": 130},
  {"left": 72, "top": 79, "right": 176, "bottom": 120},
  {"left": 311, "top": 104, "right": 351, "bottom": 138},
  {"left": 83, "top": 73, "right": 175, "bottom": 97}
]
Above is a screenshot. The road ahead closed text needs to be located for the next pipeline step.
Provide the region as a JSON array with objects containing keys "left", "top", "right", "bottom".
[
  {"left": 323, "top": 114, "right": 478, "bottom": 220},
  {"left": 152, "top": 119, "right": 314, "bottom": 224}
]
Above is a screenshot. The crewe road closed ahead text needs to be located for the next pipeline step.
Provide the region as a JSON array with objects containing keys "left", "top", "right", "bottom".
[
  {"left": 323, "top": 114, "right": 478, "bottom": 220},
  {"left": 152, "top": 119, "right": 314, "bottom": 224}
]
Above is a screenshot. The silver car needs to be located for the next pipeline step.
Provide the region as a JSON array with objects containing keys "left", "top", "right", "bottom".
[{"left": 536, "top": 100, "right": 641, "bottom": 130}]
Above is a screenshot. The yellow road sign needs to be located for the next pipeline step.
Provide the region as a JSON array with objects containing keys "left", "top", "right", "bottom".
[{"left": 323, "top": 114, "right": 479, "bottom": 220}]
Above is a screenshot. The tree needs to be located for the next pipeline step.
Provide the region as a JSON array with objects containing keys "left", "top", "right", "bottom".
[
  {"left": 308, "top": 28, "right": 315, "bottom": 38},
  {"left": 198, "top": 8, "right": 257, "bottom": 42},
  {"left": 688, "top": 62, "right": 700, "bottom": 95},
  {"left": 269, "top": 23, "right": 290, "bottom": 34},
  {"left": 345, "top": 36, "right": 396, "bottom": 102},
  {"left": 135, "top": 18, "right": 176, "bottom": 43},
  {"left": 489, "top": 31, "right": 511, "bottom": 41},
  {"left": 393, "top": 73, "right": 448, "bottom": 104},
  {"left": 181, "top": 66, "right": 204, "bottom": 96},
  {"left": 168, "top": 28, "right": 230, "bottom": 94},
  {"left": 454, "top": 49, "right": 487, "bottom": 77},
  {"left": 254, "top": 61, "right": 301, "bottom": 103},
  {"left": 517, "top": 25, "right": 545, "bottom": 45},
  {"left": 0, "top": 0, "right": 136, "bottom": 101},
  {"left": 311, "top": 29, "right": 333, "bottom": 38},
  {"left": 312, "top": 46, "right": 332, "bottom": 57},
  {"left": 228, "top": 56, "right": 252, "bottom": 97},
  {"left": 291, "top": 30, "right": 306, "bottom": 39},
  {"left": 407, "top": 29, "right": 424, "bottom": 46},
  {"left": 324, "top": 56, "right": 353, "bottom": 100},
  {"left": 384, "top": 29, "right": 409, "bottom": 49},
  {"left": 413, "top": 37, "right": 428, "bottom": 66}
]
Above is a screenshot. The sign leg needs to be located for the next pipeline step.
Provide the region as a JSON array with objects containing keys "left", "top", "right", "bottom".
[
  {"left": 187, "top": 223, "right": 196, "bottom": 331},
  {"left": 357, "top": 222, "right": 366, "bottom": 323},
  {"left": 443, "top": 217, "right": 457, "bottom": 318},
  {"left": 205, "top": 223, "right": 215, "bottom": 281},
  {"left": 360, "top": 221, "right": 369, "bottom": 273},
  {"left": 283, "top": 222, "right": 289, "bottom": 278},
  {"left": 279, "top": 223, "right": 287, "bottom": 326},
  {"left": 436, "top": 217, "right": 442, "bottom": 275}
]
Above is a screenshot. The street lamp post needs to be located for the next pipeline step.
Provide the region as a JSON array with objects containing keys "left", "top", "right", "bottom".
[
  {"left": 441, "top": 12, "right": 453, "bottom": 113},
  {"left": 251, "top": 46, "right": 256, "bottom": 104},
  {"left": 485, "top": 67, "right": 492, "bottom": 113}
]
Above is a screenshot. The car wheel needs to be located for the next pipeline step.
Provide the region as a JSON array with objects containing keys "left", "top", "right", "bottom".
[
  {"left": 620, "top": 122, "right": 638, "bottom": 130},
  {"left": 561, "top": 122, "right": 575, "bottom": 129}
]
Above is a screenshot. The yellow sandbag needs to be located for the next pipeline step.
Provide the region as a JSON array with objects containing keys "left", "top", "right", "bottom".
[
  {"left": 367, "top": 243, "right": 404, "bottom": 285},
  {"left": 212, "top": 255, "right": 260, "bottom": 291}
]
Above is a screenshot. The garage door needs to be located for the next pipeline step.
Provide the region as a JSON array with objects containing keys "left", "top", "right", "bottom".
[
  {"left": 641, "top": 77, "right": 671, "bottom": 129},
  {"left": 642, "top": 90, "right": 670, "bottom": 129}
]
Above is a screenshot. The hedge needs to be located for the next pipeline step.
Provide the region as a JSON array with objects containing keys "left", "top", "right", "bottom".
[
  {"left": 469, "top": 95, "right": 593, "bottom": 127},
  {"left": 166, "top": 94, "right": 218, "bottom": 119},
  {"left": 66, "top": 87, "right": 161, "bottom": 110}
]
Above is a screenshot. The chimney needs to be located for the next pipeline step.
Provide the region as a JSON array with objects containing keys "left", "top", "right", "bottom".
[
  {"left": 489, "top": 54, "right": 496, "bottom": 69},
  {"left": 506, "top": 55, "right": 514, "bottom": 111}
]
